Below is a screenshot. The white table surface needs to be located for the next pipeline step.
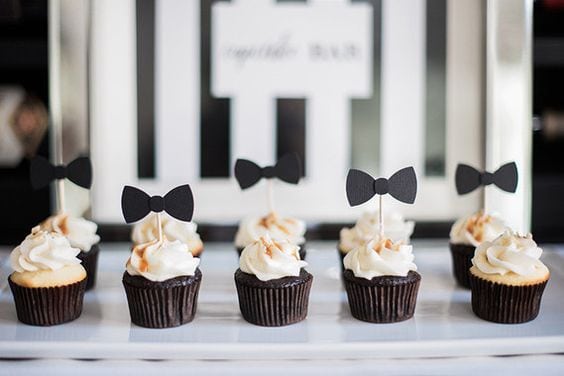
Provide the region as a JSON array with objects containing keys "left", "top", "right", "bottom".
[{"left": 1, "top": 240, "right": 563, "bottom": 374}]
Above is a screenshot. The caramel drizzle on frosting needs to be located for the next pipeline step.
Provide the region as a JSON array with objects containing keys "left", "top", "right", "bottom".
[
  {"left": 130, "top": 238, "right": 161, "bottom": 273},
  {"left": 372, "top": 238, "right": 393, "bottom": 253},
  {"left": 259, "top": 212, "right": 291, "bottom": 235},
  {"left": 464, "top": 211, "right": 492, "bottom": 243}
]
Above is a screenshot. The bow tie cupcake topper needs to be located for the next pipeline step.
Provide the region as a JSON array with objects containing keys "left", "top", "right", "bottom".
[
  {"left": 121, "top": 184, "right": 194, "bottom": 242},
  {"left": 234, "top": 153, "right": 302, "bottom": 212},
  {"left": 346, "top": 167, "right": 417, "bottom": 239},
  {"left": 455, "top": 162, "right": 518, "bottom": 213},
  {"left": 30, "top": 155, "right": 93, "bottom": 214}
]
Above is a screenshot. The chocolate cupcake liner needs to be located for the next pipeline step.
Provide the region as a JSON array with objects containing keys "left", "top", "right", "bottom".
[
  {"left": 469, "top": 272, "right": 548, "bottom": 324},
  {"left": 449, "top": 243, "right": 475, "bottom": 289},
  {"left": 343, "top": 270, "right": 421, "bottom": 323},
  {"left": 236, "top": 243, "right": 307, "bottom": 260},
  {"left": 122, "top": 269, "right": 202, "bottom": 328},
  {"left": 234, "top": 269, "right": 313, "bottom": 327},
  {"left": 8, "top": 277, "right": 86, "bottom": 326},
  {"left": 77, "top": 244, "right": 100, "bottom": 291}
]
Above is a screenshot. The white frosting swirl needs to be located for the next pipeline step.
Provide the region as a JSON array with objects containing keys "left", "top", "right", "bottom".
[
  {"left": 343, "top": 237, "right": 417, "bottom": 279},
  {"left": 339, "top": 211, "right": 414, "bottom": 253},
  {"left": 10, "top": 226, "right": 82, "bottom": 273},
  {"left": 239, "top": 234, "right": 307, "bottom": 281},
  {"left": 450, "top": 211, "right": 507, "bottom": 246},
  {"left": 131, "top": 213, "right": 203, "bottom": 255},
  {"left": 40, "top": 213, "right": 100, "bottom": 252},
  {"left": 472, "top": 231, "right": 547, "bottom": 277},
  {"left": 126, "top": 238, "right": 200, "bottom": 282},
  {"left": 235, "top": 212, "right": 306, "bottom": 247}
]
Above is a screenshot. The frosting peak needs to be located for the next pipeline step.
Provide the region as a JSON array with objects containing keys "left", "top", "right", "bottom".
[
  {"left": 450, "top": 211, "right": 507, "bottom": 246},
  {"left": 343, "top": 237, "right": 417, "bottom": 279},
  {"left": 40, "top": 213, "right": 100, "bottom": 252},
  {"left": 472, "top": 231, "right": 547, "bottom": 277},
  {"left": 239, "top": 234, "right": 307, "bottom": 281},
  {"left": 131, "top": 213, "right": 203, "bottom": 255},
  {"left": 235, "top": 212, "right": 306, "bottom": 247},
  {"left": 339, "top": 211, "right": 414, "bottom": 253},
  {"left": 10, "top": 226, "right": 82, "bottom": 273},
  {"left": 126, "top": 238, "right": 200, "bottom": 282}
]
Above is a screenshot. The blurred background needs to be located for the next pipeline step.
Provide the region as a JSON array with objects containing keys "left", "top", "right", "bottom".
[{"left": 0, "top": 0, "right": 561, "bottom": 245}]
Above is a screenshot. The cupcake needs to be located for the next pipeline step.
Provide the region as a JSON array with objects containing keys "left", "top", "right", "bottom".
[
  {"left": 122, "top": 237, "right": 202, "bottom": 328},
  {"left": 40, "top": 213, "right": 101, "bottom": 290},
  {"left": 234, "top": 234, "right": 312, "bottom": 327},
  {"left": 131, "top": 213, "right": 204, "bottom": 257},
  {"left": 469, "top": 231, "right": 549, "bottom": 323},
  {"left": 343, "top": 237, "right": 420, "bottom": 323},
  {"left": 339, "top": 211, "right": 414, "bottom": 271},
  {"left": 449, "top": 210, "right": 507, "bottom": 288},
  {"left": 8, "top": 226, "right": 87, "bottom": 326},
  {"left": 234, "top": 211, "right": 307, "bottom": 260}
]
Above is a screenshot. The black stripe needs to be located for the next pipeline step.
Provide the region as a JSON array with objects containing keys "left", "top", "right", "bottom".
[
  {"left": 275, "top": 0, "right": 306, "bottom": 175},
  {"left": 350, "top": 0, "right": 381, "bottom": 172},
  {"left": 200, "top": 0, "right": 231, "bottom": 178},
  {"left": 276, "top": 99, "right": 306, "bottom": 175},
  {"left": 424, "top": 0, "right": 447, "bottom": 176},
  {"left": 136, "top": 0, "right": 156, "bottom": 178}
]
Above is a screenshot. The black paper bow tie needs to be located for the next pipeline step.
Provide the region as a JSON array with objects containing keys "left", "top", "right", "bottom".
[
  {"left": 30, "top": 156, "right": 92, "bottom": 189},
  {"left": 346, "top": 167, "right": 417, "bottom": 206},
  {"left": 234, "top": 153, "right": 302, "bottom": 189},
  {"left": 455, "top": 162, "right": 518, "bottom": 195},
  {"left": 121, "top": 184, "right": 194, "bottom": 223}
]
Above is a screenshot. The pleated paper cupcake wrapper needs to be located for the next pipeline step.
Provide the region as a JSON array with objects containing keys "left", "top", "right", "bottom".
[
  {"left": 449, "top": 243, "right": 476, "bottom": 289},
  {"left": 469, "top": 273, "right": 548, "bottom": 324},
  {"left": 77, "top": 244, "right": 100, "bottom": 291},
  {"left": 123, "top": 277, "right": 202, "bottom": 329},
  {"left": 237, "top": 244, "right": 307, "bottom": 261},
  {"left": 8, "top": 277, "right": 86, "bottom": 326},
  {"left": 235, "top": 275, "right": 313, "bottom": 327},
  {"left": 343, "top": 271, "right": 421, "bottom": 323}
]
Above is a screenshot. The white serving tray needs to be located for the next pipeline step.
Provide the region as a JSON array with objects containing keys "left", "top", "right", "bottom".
[{"left": 1, "top": 241, "right": 563, "bottom": 360}]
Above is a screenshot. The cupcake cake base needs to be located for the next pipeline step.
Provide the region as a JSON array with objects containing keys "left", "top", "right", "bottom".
[
  {"left": 77, "top": 244, "right": 100, "bottom": 291},
  {"left": 343, "top": 270, "right": 421, "bottom": 323},
  {"left": 8, "top": 277, "right": 87, "bottom": 326},
  {"left": 469, "top": 272, "right": 548, "bottom": 324},
  {"left": 449, "top": 242, "right": 475, "bottom": 289},
  {"left": 234, "top": 268, "right": 313, "bottom": 327},
  {"left": 122, "top": 269, "right": 202, "bottom": 328},
  {"left": 237, "top": 244, "right": 307, "bottom": 260}
]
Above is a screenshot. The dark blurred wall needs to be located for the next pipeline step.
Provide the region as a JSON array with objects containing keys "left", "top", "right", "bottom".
[{"left": 0, "top": 0, "right": 50, "bottom": 245}]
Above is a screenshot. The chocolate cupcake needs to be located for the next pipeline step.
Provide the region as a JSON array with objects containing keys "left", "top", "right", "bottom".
[
  {"left": 469, "top": 231, "right": 550, "bottom": 324},
  {"left": 8, "top": 226, "right": 87, "bottom": 326},
  {"left": 343, "top": 237, "right": 420, "bottom": 323},
  {"left": 123, "top": 238, "right": 202, "bottom": 328},
  {"left": 41, "top": 213, "right": 101, "bottom": 290},
  {"left": 234, "top": 212, "right": 307, "bottom": 259},
  {"left": 449, "top": 211, "right": 507, "bottom": 288},
  {"left": 235, "top": 235, "right": 313, "bottom": 327},
  {"left": 338, "top": 211, "right": 414, "bottom": 273},
  {"left": 131, "top": 212, "right": 204, "bottom": 258}
]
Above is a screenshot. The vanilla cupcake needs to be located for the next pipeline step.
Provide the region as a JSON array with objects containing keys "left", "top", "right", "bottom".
[
  {"left": 234, "top": 212, "right": 307, "bottom": 259},
  {"left": 131, "top": 213, "right": 204, "bottom": 257},
  {"left": 122, "top": 237, "right": 202, "bottom": 328},
  {"left": 343, "top": 237, "right": 421, "bottom": 323},
  {"left": 8, "top": 226, "right": 87, "bottom": 326},
  {"left": 41, "top": 213, "right": 100, "bottom": 290},
  {"left": 469, "top": 231, "right": 549, "bottom": 323},
  {"left": 339, "top": 211, "right": 414, "bottom": 269},
  {"left": 449, "top": 211, "right": 507, "bottom": 288},
  {"left": 234, "top": 234, "right": 312, "bottom": 326}
]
